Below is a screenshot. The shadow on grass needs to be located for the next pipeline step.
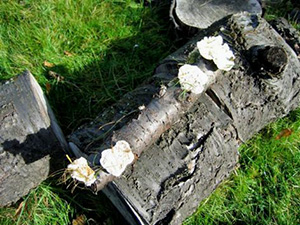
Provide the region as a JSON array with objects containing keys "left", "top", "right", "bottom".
[
  {"left": 44, "top": 2, "right": 197, "bottom": 135},
  {"left": 47, "top": 178, "right": 130, "bottom": 225}
]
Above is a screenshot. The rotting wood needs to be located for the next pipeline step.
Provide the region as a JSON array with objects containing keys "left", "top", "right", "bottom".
[
  {"left": 69, "top": 13, "right": 300, "bottom": 225},
  {"left": 0, "top": 71, "right": 69, "bottom": 206},
  {"left": 269, "top": 17, "right": 300, "bottom": 58}
]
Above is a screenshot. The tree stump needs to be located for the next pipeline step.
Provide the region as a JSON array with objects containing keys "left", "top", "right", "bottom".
[
  {"left": 0, "top": 71, "right": 69, "bottom": 206},
  {"left": 69, "top": 13, "right": 300, "bottom": 225},
  {"left": 172, "top": 0, "right": 262, "bottom": 28}
]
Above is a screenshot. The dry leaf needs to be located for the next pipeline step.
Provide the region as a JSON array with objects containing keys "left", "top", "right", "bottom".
[
  {"left": 45, "top": 83, "right": 51, "bottom": 94},
  {"left": 275, "top": 128, "right": 293, "bottom": 140},
  {"left": 43, "top": 61, "right": 55, "bottom": 68},
  {"left": 49, "top": 71, "right": 64, "bottom": 82},
  {"left": 72, "top": 214, "right": 86, "bottom": 225},
  {"left": 64, "top": 50, "right": 73, "bottom": 56}
]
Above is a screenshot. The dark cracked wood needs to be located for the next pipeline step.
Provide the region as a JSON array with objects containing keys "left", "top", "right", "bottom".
[
  {"left": 69, "top": 13, "right": 300, "bottom": 225},
  {"left": 0, "top": 71, "right": 69, "bottom": 206}
]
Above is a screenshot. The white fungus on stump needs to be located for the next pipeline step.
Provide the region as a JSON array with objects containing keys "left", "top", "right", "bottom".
[
  {"left": 197, "top": 35, "right": 235, "bottom": 71},
  {"left": 67, "top": 157, "right": 96, "bottom": 186},
  {"left": 178, "top": 64, "right": 209, "bottom": 94},
  {"left": 100, "top": 140, "right": 135, "bottom": 177},
  {"left": 178, "top": 35, "right": 235, "bottom": 94}
]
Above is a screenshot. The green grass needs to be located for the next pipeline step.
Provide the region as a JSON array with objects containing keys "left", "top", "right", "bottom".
[
  {"left": 264, "top": 0, "right": 300, "bottom": 30},
  {"left": 0, "top": 182, "right": 73, "bottom": 225},
  {"left": 0, "top": 179, "right": 123, "bottom": 225},
  {"left": 0, "top": 0, "right": 175, "bottom": 133},
  {"left": 1, "top": 0, "right": 299, "bottom": 224}
]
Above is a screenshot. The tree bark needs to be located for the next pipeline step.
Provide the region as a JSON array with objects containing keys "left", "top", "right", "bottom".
[
  {"left": 69, "top": 13, "right": 300, "bottom": 225},
  {"left": 0, "top": 71, "right": 69, "bottom": 206},
  {"left": 173, "top": 0, "right": 262, "bottom": 29}
]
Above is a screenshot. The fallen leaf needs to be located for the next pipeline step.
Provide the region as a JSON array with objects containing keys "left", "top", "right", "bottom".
[
  {"left": 49, "top": 71, "right": 64, "bottom": 82},
  {"left": 45, "top": 83, "right": 51, "bottom": 94},
  {"left": 43, "top": 61, "right": 55, "bottom": 68},
  {"left": 72, "top": 214, "right": 86, "bottom": 225},
  {"left": 64, "top": 50, "right": 73, "bottom": 56},
  {"left": 275, "top": 128, "right": 293, "bottom": 140}
]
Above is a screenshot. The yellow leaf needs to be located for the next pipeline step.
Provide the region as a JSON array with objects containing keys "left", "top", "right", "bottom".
[
  {"left": 64, "top": 50, "right": 73, "bottom": 56},
  {"left": 72, "top": 214, "right": 86, "bottom": 225},
  {"left": 45, "top": 83, "right": 51, "bottom": 94},
  {"left": 49, "top": 71, "right": 64, "bottom": 82},
  {"left": 275, "top": 128, "right": 293, "bottom": 140},
  {"left": 43, "top": 61, "right": 55, "bottom": 68},
  {"left": 14, "top": 201, "right": 24, "bottom": 217}
]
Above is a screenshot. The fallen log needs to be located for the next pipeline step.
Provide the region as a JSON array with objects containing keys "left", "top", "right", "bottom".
[
  {"left": 0, "top": 71, "right": 69, "bottom": 206},
  {"left": 68, "top": 13, "right": 300, "bottom": 225}
]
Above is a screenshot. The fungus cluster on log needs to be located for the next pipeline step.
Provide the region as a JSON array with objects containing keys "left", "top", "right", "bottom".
[
  {"left": 1, "top": 0, "right": 300, "bottom": 224},
  {"left": 67, "top": 11, "right": 300, "bottom": 225}
]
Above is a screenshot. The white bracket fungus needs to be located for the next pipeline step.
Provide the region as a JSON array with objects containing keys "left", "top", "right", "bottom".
[
  {"left": 178, "top": 35, "right": 235, "bottom": 94},
  {"left": 197, "top": 35, "right": 235, "bottom": 71},
  {"left": 100, "top": 140, "right": 135, "bottom": 177},
  {"left": 67, "top": 157, "right": 96, "bottom": 186},
  {"left": 178, "top": 64, "right": 209, "bottom": 94}
]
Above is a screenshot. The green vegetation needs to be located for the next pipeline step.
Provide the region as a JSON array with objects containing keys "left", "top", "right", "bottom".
[
  {"left": 0, "top": 0, "right": 175, "bottom": 133},
  {"left": 0, "top": 179, "right": 123, "bottom": 224},
  {"left": 264, "top": 0, "right": 300, "bottom": 30},
  {"left": 0, "top": 183, "right": 73, "bottom": 225},
  {"left": 0, "top": 0, "right": 299, "bottom": 224}
]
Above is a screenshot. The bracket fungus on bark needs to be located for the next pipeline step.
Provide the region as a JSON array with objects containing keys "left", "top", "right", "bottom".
[
  {"left": 67, "top": 9, "right": 300, "bottom": 224},
  {"left": 178, "top": 35, "right": 235, "bottom": 94},
  {"left": 197, "top": 35, "right": 236, "bottom": 71},
  {"left": 68, "top": 32, "right": 238, "bottom": 193},
  {"left": 178, "top": 64, "right": 209, "bottom": 94},
  {"left": 67, "top": 157, "right": 96, "bottom": 187},
  {"left": 100, "top": 140, "right": 135, "bottom": 177}
]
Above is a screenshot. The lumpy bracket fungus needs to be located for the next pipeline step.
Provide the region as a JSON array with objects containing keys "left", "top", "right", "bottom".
[{"left": 1, "top": 1, "right": 300, "bottom": 224}]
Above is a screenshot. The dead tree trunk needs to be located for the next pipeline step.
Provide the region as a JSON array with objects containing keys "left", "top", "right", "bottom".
[
  {"left": 0, "top": 2, "right": 297, "bottom": 223},
  {"left": 0, "top": 71, "right": 69, "bottom": 206},
  {"left": 69, "top": 13, "right": 300, "bottom": 225}
]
